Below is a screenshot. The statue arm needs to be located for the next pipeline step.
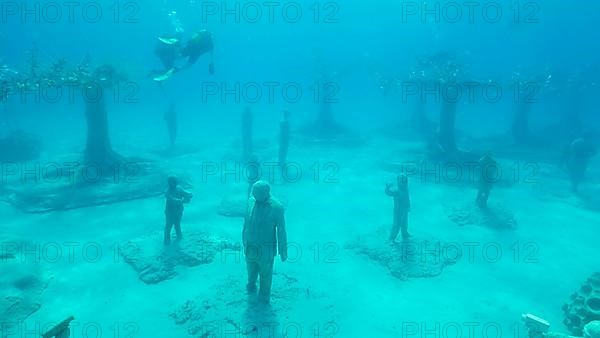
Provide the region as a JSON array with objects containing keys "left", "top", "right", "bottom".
[
  {"left": 165, "top": 189, "right": 183, "bottom": 202},
  {"left": 178, "top": 186, "right": 193, "bottom": 199},
  {"left": 242, "top": 199, "right": 255, "bottom": 247},
  {"left": 276, "top": 207, "right": 288, "bottom": 261}
]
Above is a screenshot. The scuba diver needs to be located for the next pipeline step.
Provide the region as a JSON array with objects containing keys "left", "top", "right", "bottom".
[
  {"left": 153, "top": 30, "right": 214, "bottom": 82},
  {"left": 155, "top": 35, "right": 182, "bottom": 70}
]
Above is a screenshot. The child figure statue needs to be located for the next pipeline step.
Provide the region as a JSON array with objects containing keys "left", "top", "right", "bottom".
[
  {"left": 164, "top": 175, "right": 193, "bottom": 245},
  {"left": 385, "top": 174, "right": 411, "bottom": 242}
]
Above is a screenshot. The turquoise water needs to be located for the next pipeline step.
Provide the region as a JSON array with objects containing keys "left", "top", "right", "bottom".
[{"left": 1, "top": 1, "right": 599, "bottom": 337}]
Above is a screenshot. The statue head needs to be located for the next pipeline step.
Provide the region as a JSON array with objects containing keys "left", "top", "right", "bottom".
[
  {"left": 252, "top": 180, "right": 271, "bottom": 203},
  {"left": 167, "top": 175, "right": 178, "bottom": 188}
]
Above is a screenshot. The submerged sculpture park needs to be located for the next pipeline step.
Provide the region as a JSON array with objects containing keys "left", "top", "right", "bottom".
[{"left": 0, "top": 41, "right": 598, "bottom": 338}]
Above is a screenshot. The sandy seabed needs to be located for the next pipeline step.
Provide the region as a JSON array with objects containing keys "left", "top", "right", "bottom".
[{"left": 1, "top": 132, "right": 599, "bottom": 338}]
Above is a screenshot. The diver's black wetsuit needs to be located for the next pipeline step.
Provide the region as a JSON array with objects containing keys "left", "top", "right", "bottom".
[{"left": 181, "top": 32, "right": 214, "bottom": 65}]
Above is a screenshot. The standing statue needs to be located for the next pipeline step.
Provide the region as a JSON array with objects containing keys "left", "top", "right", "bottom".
[
  {"left": 562, "top": 130, "right": 597, "bottom": 194},
  {"left": 385, "top": 174, "right": 411, "bottom": 242},
  {"left": 476, "top": 153, "right": 498, "bottom": 209},
  {"left": 164, "top": 175, "right": 193, "bottom": 245},
  {"left": 243, "top": 181, "right": 288, "bottom": 304}
]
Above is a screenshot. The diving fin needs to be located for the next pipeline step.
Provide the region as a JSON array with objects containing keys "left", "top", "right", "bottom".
[
  {"left": 153, "top": 68, "right": 175, "bottom": 82},
  {"left": 158, "top": 37, "right": 180, "bottom": 45}
]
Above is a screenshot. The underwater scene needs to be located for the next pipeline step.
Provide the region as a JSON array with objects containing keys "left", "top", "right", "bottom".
[{"left": 1, "top": 0, "right": 600, "bottom": 337}]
